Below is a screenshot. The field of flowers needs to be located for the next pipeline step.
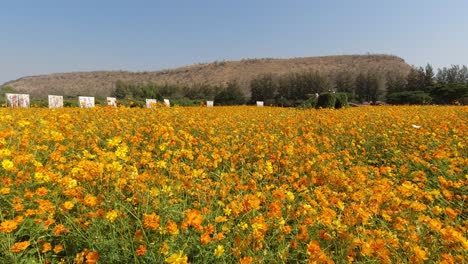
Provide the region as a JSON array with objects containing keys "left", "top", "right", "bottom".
[{"left": 0, "top": 106, "right": 466, "bottom": 263}]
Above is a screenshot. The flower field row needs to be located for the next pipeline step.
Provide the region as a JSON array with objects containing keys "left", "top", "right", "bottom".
[{"left": 0, "top": 106, "right": 466, "bottom": 263}]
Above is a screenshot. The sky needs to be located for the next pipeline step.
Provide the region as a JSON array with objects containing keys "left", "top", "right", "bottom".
[{"left": 1, "top": 0, "right": 467, "bottom": 85}]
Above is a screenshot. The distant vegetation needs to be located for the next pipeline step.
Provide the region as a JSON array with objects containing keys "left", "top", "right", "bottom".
[
  {"left": 1, "top": 54, "right": 410, "bottom": 97},
  {"left": 1, "top": 55, "right": 467, "bottom": 107},
  {"left": 107, "top": 64, "right": 468, "bottom": 107}
]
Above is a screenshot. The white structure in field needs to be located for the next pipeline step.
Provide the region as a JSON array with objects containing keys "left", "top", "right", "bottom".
[
  {"left": 146, "top": 99, "right": 157, "bottom": 108},
  {"left": 6, "top": 93, "right": 30, "bottom": 108},
  {"left": 107, "top": 97, "right": 117, "bottom": 107},
  {"left": 256, "top": 101, "right": 264, "bottom": 107},
  {"left": 163, "top": 99, "right": 170, "bottom": 107},
  {"left": 78, "top": 96, "right": 95, "bottom": 108},
  {"left": 206, "top": 101, "right": 214, "bottom": 107},
  {"left": 48, "top": 95, "right": 63, "bottom": 108}
]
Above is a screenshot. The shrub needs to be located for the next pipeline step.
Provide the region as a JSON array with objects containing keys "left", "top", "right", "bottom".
[
  {"left": 300, "top": 95, "right": 318, "bottom": 109},
  {"left": 387, "top": 91, "right": 432, "bottom": 105},
  {"left": 316, "top": 93, "right": 336, "bottom": 109},
  {"left": 334, "top": 93, "right": 348, "bottom": 108}
]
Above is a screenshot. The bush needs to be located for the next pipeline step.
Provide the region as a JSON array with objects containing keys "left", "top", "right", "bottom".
[
  {"left": 300, "top": 95, "right": 318, "bottom": 109},
  {"left": 171, "top": 98, "right": 203, "bottom": 107},
  {"left": 334, "top": 93, "right": 348, "bottom": 108},
  {"left": 387, "top": 91, "right": 432, "bottom": 105},
  {"left": 430, "top": 83, "right": 468, "bottom": 104},
  {"left": 316, "top": 93, "right": 336, "bottom": 109},
  {"left": 214, "top": 81, "right": 245, "bottom": 105}
]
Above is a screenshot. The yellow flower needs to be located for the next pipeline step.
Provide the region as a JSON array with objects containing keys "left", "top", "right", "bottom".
[
  {"left": 159, "top": 243, "right": 170, "bottom": 255},
  {"left": 214, "top": 245, "right": 225, "bottom": 257},
  {"left": 165, "top": 250, "right": 188, "bottom": 264},
  {"left": 215, "top": 216, "right": 227, "bottom": 223},
  {"left": 106, "top": 209, "right": 119, "bottom": 223},
  {"left": 2, "top": 159, "right": 14, "bottom": 171},
  {"left": 107, "top": 137, "right": 122, "bottom": 148},
  {"left": 115, "top": 144, "right": 128, "bottom": 160},
  {"left": 62, "top": 201, "right": 75, "bottom": 211},
  {"left": 0, "top": 187, "right": 10, "bottom": 195}
]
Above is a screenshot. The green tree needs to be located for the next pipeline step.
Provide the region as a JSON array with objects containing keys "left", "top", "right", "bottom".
[
  {"left": 214, "top": 81, "right": 245, "bottom": 105},
  {"left": 113, "top": 80, "right": 129, "bottom": 99},
  {"left": 249, "top": 74, "right": 277, "bottom": 103},
  {"left": 334, "top": 71, "right": 355, "bottom": 94}
]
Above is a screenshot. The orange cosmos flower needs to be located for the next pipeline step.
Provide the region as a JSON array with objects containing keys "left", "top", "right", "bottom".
[
  {"left": 85, "top": 251, "right": 100, "bottom": 264},
  {"left": 53, "top": 244, "right": 64, "bottom": 254},
  {"left": 41, "top": 242, "right": 52, "bottom": 253},
  {"left": 62, "top": 201, "right": 75, "bottom": 211},
  {"left": 35, "top": 187, "right": 49, "bottom": 196},
  {"left": 166, "top": 219, "right": 179, "bottom": 235},
  {"left": 445, "top": 207, "right": 458, "bottom": 218},
  {"left": 135, "top": 245, "right": 147, "bottom": 256},
  {"left": 10, "top": 241, "right": 30, "bottom": 253},
  {"left": 181, "top": 209, "right": 203, "bottom": 231},
  {"left": 0, "top": 220, "right": 18, "bottom": 233},
  {"left": 239, "top": 256, "right": 253, "bottom": 264},
  {"left": 143, "top": 213, "right": 160, "bottom": 231},
  {"left": 53, "top": 224, "right": 69, "bottom": 236},
  {"left": 410, "top": 245, "right": 429, "bottom": 264},
  {"left": 134, "top": 229, "right": 144, "bottom": 242},
  {"left": 83, "top": 195, "right": 98, "bottom": 207}
]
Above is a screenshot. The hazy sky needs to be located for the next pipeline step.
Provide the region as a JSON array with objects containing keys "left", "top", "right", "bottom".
[{"left": 1, "top": 0, "right": 467, "bottom": 84}]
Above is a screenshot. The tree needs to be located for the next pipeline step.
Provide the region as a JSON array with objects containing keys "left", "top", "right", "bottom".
[
  {"left": 354, "top": 72, "right": 368, "bottom": 103},
  {"left": 436, "top": 65, "right": 468, "bottom": 84},
  {"left": 431, "top": 83, "right": 468, "bottom": 104},
  {"left": 423, "top": 64, "right": 435, "bottom": 91},
  {"left": 214, "top": 81, "right": 245, "bottom": 105},
  {"left": 385, "top": 71, "right": 407, "bottom": 94},
  {"left": 334, "top": 71, "right": 355, "bottom": 94},
  {"left": 406, "top": 67, "right": 426, "bottom": 91},
  {"left": 367, "top": 71, "right": 386, "bottom": 103},
  {"left": 113, "top": 80, "right": 129, "bottom": 99},
  {"left": 249, "top": 74, "right": 277, "bottom": 103}
]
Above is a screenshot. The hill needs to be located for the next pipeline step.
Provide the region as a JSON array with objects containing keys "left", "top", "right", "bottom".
[{"left": 1, "top": 54, "right": 412, "bottom": 97}]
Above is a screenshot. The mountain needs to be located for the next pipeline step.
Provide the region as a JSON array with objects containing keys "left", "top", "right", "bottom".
[{"left": 1, "top": 54, "right": 412, "bottom": 97}]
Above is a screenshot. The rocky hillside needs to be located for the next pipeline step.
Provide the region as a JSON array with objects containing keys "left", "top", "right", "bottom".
[{"left": 1, "top": 54, "right": 412, "bottom": 97}]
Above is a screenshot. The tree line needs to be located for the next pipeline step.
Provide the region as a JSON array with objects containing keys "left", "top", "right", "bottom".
[
  {"left": 249, "top": 64, "right": 468, "bottom": 106},
  {"left": 112, "top": 64, "right": 468, "bottom": 107}
]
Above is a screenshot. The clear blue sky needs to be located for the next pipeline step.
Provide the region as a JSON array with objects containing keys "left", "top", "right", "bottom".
[{"left": 1, "top": 0, "right": 467, "bottom": 85}]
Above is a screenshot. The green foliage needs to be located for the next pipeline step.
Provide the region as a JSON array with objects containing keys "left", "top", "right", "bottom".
[
  {"left": 170, "top": 98, "right": 203, "bottom": 107},
  {"left": 334, "top": 93, "right": 348, "bottom": 108},
  {"left": 214, "top": 81, "right": 245, "bottom": 105},
  {"left": 436, "top": 65, "right": 468, "bottom": 84},
  {"left": 334, "top": 72, "right": 355, "bottom": 94},
  {"left": 30, "top": 98, "right": 48, "bottom": 107},
  {"left": 64, "top": 97, "right": 79, "bottom": 107},
  {"left": 249, "top": 74, "right": 277, "bottom": 103},
  {"left": 354, "top": 71, "right": 385, "bottom": 103},
  {"left": 385, "top": 71, "right": 407, "bottom": 94},
  {"left": 431, "top": 83, "right": 468, "bottom": 104},
  {"left": 316, "top": 92, "right": 336, "bottom": 109},
  {"left": 277, "top": 71, "right": 331, "bottom": 101},
  {"left": 300, "top": 95, "right": 318, "bottom": 109},
  {"left": 386, "top": 91, "right": 432, "bottom": 105}
]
